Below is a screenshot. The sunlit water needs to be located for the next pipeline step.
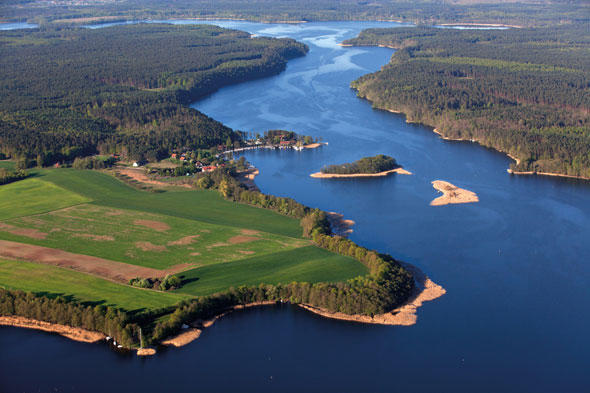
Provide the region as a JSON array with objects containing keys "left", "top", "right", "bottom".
[{"left": 1, "top": 20, "right": 589, "bottom": 392}]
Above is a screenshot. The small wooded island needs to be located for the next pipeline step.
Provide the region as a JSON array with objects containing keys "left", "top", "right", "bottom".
[{"left": 311, "top": 155, "right": 412, "bottom": 178}]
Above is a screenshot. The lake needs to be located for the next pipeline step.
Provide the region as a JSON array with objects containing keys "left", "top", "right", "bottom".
[{"left": 1, "top": 20, "right": 589, "bottom": 392}]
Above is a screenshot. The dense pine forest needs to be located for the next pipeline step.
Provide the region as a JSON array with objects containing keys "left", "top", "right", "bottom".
[
  {"left": 344, "top": 24, "right": 590, "bottom": 178},
  {"left": 3, "top": 0, "right": 589, "bottom": 27},
  {"left": 0, "top": 24, "right": 307, "bottom": 163}
]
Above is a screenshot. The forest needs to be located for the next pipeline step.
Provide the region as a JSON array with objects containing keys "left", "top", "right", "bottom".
[
  {"left": 321, "top": 155, "right": 398, "bottom": 174},
  {"left": 344, "top": 24, "right": 590, "bottom": 178},
  {"left": 3, "top": 0, "right": 589, "bottom": 28},
  {"left": 0, "top": 24, "right": 308, "bottom": 163}
]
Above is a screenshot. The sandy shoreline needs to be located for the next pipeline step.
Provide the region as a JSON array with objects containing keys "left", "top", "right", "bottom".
[
  {"left": 300, "top": 262, "right": 445, "bottom": 326},
  {"left": 507, "top": 169, "right": 590, "bottom": 181},
  {"left": 161, "top": 301, "right": 278, "bottom": 348},
  {"left": 311, "top": 167, "right": 412, "bottom": 178},
  {"left": 237, "top": 167, "right": 260, "bottom": 191},
  {"left": 0, "top": 316, "right": 105, "bottom": 343},
  {"left": 326, "top": 212, "right": 355, "bottom": 236},
  {"left": 430, "top": 180, "right": 479, "bottom": 206}
]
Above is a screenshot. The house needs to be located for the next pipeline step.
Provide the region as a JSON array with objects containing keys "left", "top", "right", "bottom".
[
  {"left": 53, "top": 162, "right": 61, "bottom": 168},
  {"left": 279, "top": 140, "right": 295, "bottom": 148},
  {"left": 194, "top": 161, "right": 203, "bottom": 168},
  {"left": 180, "top": 156, "right": 186, "bottom": 161},
  {"left": 202, "top": 165, "right": 216, "bottom": 172},
  {"left": 171, "top": 153, "right": 178, "bottom": 159}
]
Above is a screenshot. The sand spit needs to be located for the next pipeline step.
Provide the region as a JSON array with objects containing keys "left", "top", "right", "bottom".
[
  {"left": 326, "top": 212, "right": 355, "bottom": 237},
  {"left": 310, "top": 167, "right": 412, "bottom": 178},
  {"left": 300, "top": 263, "right": 445, "bottom": 326},
  {"left": 136, "top": 348, "right": 156, "bottom": 356},
  {"left": 237, "top": 167, "right": 260, "bottom": 191},
  {"left": 0, "top": 316, "right": 105, "bottom": 343},
  {"left": 161, "top": 301, "right": 278, "bottom": 348},
  {"left": 302, "top": 142, "right": 326, "bottom": 149},
  {"left": 430, "top": 180, "right": 479, "bottom": 206}
]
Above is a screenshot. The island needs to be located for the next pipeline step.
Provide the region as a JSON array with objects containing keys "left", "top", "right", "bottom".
[
  {"left": 430, "top": 180, "right": 479, "bottom": 206},
  {"left": 311, "top": 155, "right": 412, "bottom": 178}
]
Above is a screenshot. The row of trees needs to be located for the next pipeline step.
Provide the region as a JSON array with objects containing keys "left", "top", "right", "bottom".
[
  {"left": 345, "top": 25, "right": 590, "bottom": 178},
  {"left": 0, "top": 168, "right": 27, "bottom": 185},
  {"left": 321, "top": 154, "right": 397, "bottom": 174},
  {"left": 0, "top": 289, "right": 139, "bottom": 347}
]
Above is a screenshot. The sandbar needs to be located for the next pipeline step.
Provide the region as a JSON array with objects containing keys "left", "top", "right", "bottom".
[
  {"left": 430, "top": 180, "right": 479, "bottom": 206},
  {"left": 311, "top": 167, "right": 412, "bottom": 178}
]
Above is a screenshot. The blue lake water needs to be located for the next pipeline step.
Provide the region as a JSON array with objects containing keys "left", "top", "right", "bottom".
[
  {"left": 1, "top": 20, "right": 589, "bottom": 392},
  {"left": 0, "top": 22, "right": 38, "bottom": 30}
]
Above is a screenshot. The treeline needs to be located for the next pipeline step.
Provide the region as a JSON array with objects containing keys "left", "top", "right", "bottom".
[
  {"left": 321, "top": 154, "right": 397, "bottom": 174},
  {"left": 344, "top": 25, "right": 590, "bottom": 178},
  {"left": 0, "top": 168, "right": 27, "bottom": 185},
  {"left": 0, "top": 289, "right": 139, "bottom": 347},
  {"left": 5, "top": 0, "right": 589, "bottom": 27},
  {"left": 0, "top": 24, "right": 307, "bottom": 163}
]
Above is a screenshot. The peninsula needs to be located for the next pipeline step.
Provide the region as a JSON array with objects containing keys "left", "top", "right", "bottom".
[{"left": 311, "top": 155, "right": 412, "bottom": 178}]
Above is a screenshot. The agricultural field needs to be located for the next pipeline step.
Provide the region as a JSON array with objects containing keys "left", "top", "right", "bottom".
[
  {"left": 0, "top": 259, "right": 187, "bottom": 311},
  {"left": 0, "top": 169, "right": 368, "bottom": 310}
]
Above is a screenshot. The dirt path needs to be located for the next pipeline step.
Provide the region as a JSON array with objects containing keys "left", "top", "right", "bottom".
[
  {"left": 0, "top": 240, "right": 196, "bottom": 282},
  {"left": 430, "top": 180, "right": 479, "bottom": 206},
  {"left": 0, "top": 316, "right": 105, "bottom": 343}
]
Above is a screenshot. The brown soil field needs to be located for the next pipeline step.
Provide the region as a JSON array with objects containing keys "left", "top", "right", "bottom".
[
  {"left": 72, "top": 233, "right": 115, "bottom": 241},
  {"left": 133, "top": 219, "right": 170, "bottom": 232},
  {"left": 0, "top": 240, "right": 195, "bottom": 282},
  {"left": 0, "top": 222, "right": 47, "bottom": 240},
  {"left": 135, "top": 241, "right": 167, "bottom": 252},
  {"left": 167, "top": 235, "right": 200, "bottom": 246}
]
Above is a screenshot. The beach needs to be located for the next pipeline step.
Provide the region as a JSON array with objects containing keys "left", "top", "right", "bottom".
[{"left": 430, "top": 180, "right": 479, "bottom": 206}]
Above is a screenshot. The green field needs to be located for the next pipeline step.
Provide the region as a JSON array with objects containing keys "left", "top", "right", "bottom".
[
  {"left": 0, "top": 259, "right": 187, "bottom": 311},
  {"left": 0, "top": 178, "right": 90, "bottom": 220},
  {"left": 177, "top": 246, "right": 367, "bottom": 296},
  {"left": 0, "top": 169, "right": 368, "bottom": 311}
]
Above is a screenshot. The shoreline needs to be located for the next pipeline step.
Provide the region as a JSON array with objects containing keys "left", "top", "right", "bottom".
[
  {"left": 161, "top": 301, "right": 278, "bottom": 348},
  {"left": 507, "top": 169, "right": 590, "bottom": 181},
  {"left": 310, "top": 167, "right": 412, "bottom": 178},
  {"left": 367, "top": 100, "right": 590, "bottom": 182},
  {"left": 430, "top": 180, "right": 479, "bottom": 206},
  {"left": 326, "top": 212, "right": 355, "bottom": 237},
  {"left": 1, "top": 260, "right": 445, "bottom": 353},
  {"left": 300, "top": 262, "right": 445, "bottom": 326},
  {"left": 0, "top": 316, "right": 106, "bottom": 343}
]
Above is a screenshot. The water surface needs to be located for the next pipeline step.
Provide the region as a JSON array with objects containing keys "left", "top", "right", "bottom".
[{"left": 1, "top": 20, "right": 589, "bottom": 393}]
